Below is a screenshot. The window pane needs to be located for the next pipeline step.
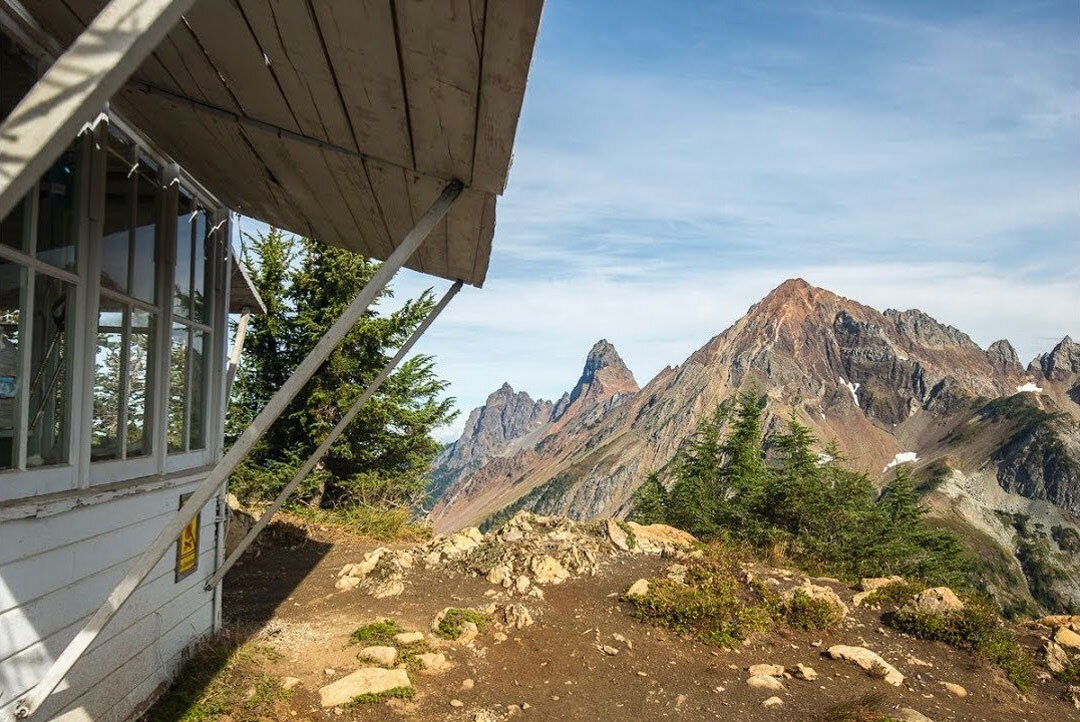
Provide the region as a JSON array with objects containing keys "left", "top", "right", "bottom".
[
  {"left": 92, "top": 300, "right": 124, "bottom": 461},
  {"left": 190, "top": 330, "right": 209, "bottom": 451},
  {"left": 0, "top": 261, "right": 23, "bottom": 470},
  {"left": 35, "top": 145, "right": 80, "bottom": 272},
  {"left": 131, "top": 160, "right": 159, "bottom": 304},
  {"left": 168, "top": 323, "right": 188, "bottom": 452},
  {"left": 173, "top": 194, "right": 193, "bottom": 318},
  {"left": 26, "top": 274, "right": 74, "bottom": 467},
  {"left": 127, "top": 310, "right": 154, "bottom": 457},
  {"left": 0, "top": 195, "right": 29, "bottom": 253},
  {"left": 192, "top": 210, "right": 209, "bottom": 324},
  {"left": 101, "top": 134, "right": 133, "bottom": 293}
]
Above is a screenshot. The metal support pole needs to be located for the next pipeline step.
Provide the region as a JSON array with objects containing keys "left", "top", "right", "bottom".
[
  {"left": 0, "top": 0, "right": 197, "bottom": 219},
  {"left": 13, "top": 181, "right": 462, "bottom": 719},
  {"left": 225, "top": 308, "right": 252, "bottom": 401},
  {"left": 206, "top": 280, "right": 463, "bottom": 590}
]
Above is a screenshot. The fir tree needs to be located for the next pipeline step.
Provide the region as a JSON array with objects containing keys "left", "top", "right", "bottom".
[{"left": 226, "top": 229, "right": 457, "bottom": 511}]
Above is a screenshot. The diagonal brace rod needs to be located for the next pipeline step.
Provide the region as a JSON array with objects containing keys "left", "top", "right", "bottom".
[
  {"left": 206, "top": 279, "right": 463, "bottom": 590},
  {"left": 14, "top": 181, "right": 462, "bottom": 719}
]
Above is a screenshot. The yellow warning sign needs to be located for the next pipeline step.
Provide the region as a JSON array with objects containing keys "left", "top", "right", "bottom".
[{"left": 175, "top": 493, "right": 200, "bottom": 582}]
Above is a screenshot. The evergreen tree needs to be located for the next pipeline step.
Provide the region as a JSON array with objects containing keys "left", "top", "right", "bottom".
[
  {"left": 629, "top": 472, "right": 669, "bottom": 525},
  {"left": 227, "top": 229, "right": 457, "bottom": 511},
  {"left": 630, "top": 394, "right": 974, "bottom": 588}
]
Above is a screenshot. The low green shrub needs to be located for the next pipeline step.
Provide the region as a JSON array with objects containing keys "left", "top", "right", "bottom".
[
  {"left": 1054, "top": 657, "right": 1080, "bottom": 685},
  {"left": 625, "top": 544, "right": 774, "bottom": 647},
  {"left": 344, "top": 686, "right": 416, "bottom": 706},
  {"left": 891, "top": 600, "right": 1036, "bottom": 691},
  {"left": 785, "top": 589, "right": 843, "bottom": 631},
  {"left": 349, "top": 619, "right": 404, "bottom": 646},
  {"left": 435, "top": 608, "right": 490, "bottom": 639},
  {"left": 861, "top": 581, "right": 923, "bottom": 608}
]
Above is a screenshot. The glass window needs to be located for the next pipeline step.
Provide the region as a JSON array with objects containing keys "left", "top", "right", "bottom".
[
  {"left": 92, "top": 124, "right": 162, "bottom": 464},
  {"left": 190, "top": 330, "right": 209, "bottom": 450},
  {"left": 35, "top": 148, "right": 80, "bottom": 272},
  {"left": 0, "top": 196, "right": 29, "bottom": 253},
  {"left": 100, "top": 132, "right": 133, "bottom": 294},
  {"left": 127, "top": 310, "right": 154, "bottom": 457},
  {"left": 25, "top": 274, "right": 75, "bottom": 467},
  {"left": 192, "top": 211, "right": 208, "bottom": 323},
  {"left": 131, "top": 158, "right": 160, "bottom": 304},
  {"left": 169, "top": 191, "right": 216, "bottom": 455},
  {"left": 173, "top": 193, "right": 193, "bottom": 318},
  {"left": 168, "top": 323, "right": 188, "bottom": 453},
  {"left": 0, "top": 260, "right": 23, "bottom": 470},
  {"left": 92, "top": 301, "right": 124, "bottom": 460}
]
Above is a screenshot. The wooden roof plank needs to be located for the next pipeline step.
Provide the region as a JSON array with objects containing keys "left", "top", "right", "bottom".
[
  {"left": 134, "top": 33, "right": 305, "bottom": 229},
  {"left": 180, "top": 0, "right": 302, "bottom": 133},
  {"left": 235, "top": 0, "right": 354, "bottom": 148},
  {"left": 405, "top": 173, "right": 451, "bottom": 280},
  {"left": 471, "top": 0, "right": 543, "bottom": 194},
  {"left": 394, "top": 0, "right": 479, "bottom": 183},
  {"left": 366, "top": 160, "right": 427, "bottom": 275},
  {"left": 470, "top": 193, "right": 496, "bottom": 287},
  {"left": 321, "top": 153, "right": 396, "bottom": 260},
  {"left": 311, "top": 0, "right": 414, "bottom": 169},
  {"left": 180, "top": 1, "right": 398, "bottom": 256},
  {"left": 52, "top": 1, "right": 293, "bottom": 226},
  {"left": 445, "top": 187, "right": 488, "bottom": 283}
]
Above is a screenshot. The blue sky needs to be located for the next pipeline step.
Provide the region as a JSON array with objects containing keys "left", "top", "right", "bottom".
[{"left": 258, "top": 0, "right": 1080, "bottom": 441}]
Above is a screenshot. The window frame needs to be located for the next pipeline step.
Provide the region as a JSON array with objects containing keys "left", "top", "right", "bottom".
[
  {"left": 0, "top": 132, "right": 92, "bottom": 501},
  {"left": 0, "top": 111, "right": 231, "bottom": 501}
]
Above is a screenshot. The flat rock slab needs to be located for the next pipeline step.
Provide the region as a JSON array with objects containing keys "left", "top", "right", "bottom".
[
  {"left": 358, "top": 646, "right": 398, "bottom": 666},
  {"left": 826, "top": 645, "right": 904, "bottom": 686},
  {"left": 318, "top": 667, "right": 411, "bottom": 707}
]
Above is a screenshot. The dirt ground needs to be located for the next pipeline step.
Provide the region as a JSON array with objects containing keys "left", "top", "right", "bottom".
[{"left": 197, "top": 521, "right": 1075, "bottom": 722}]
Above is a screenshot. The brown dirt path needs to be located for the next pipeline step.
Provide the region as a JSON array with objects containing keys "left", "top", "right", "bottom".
[{"left": 207, "top": 522, "right": 1075, "bottom": 722}]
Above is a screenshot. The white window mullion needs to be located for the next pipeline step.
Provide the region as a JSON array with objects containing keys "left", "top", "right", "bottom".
[
  {"left": 117, "top": 307, "right": 131, "bottom": 459},
  {"left": 78, "top": 122, "right": 106, "bottom": 487},
  {"left": 155, "top": 163, "right": 179, "bottom": 471},
  {"left": 14, "top": 265, "right": 34, "bottom": 470}
]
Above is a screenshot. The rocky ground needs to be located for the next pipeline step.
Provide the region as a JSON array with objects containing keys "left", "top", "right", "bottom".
[{"left": 148, "top": 513, "right": 1080, "bottom": 721}]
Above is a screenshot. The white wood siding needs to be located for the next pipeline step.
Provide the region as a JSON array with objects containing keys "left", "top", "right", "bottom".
[{"left": 0, "top": 477, "right": 221, "bottom": 721}]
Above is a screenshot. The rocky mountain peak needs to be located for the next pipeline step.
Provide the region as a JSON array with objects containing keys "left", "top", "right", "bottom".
[
  {"left": 986, "top": 340, "right": 1022, "bottom": 375},
  {"left": 1038, "top": 336, "right": 1080, "bottom": 381},
  {"left": 884, "top": 308, "right": 978, "bottom": 351},
  {"left": 566, "top": 340, "right": 639, "bottom": 409}
]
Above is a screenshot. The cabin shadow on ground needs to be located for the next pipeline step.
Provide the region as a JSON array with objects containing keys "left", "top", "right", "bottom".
[{"left": 138, "top": 520, "right": 332, "bottom": 721}]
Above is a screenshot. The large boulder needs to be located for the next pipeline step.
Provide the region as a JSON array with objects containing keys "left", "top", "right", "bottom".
[
  {"left": 902, "top": 587, "right": 963, "bottom": 615},
  {"left": 318, "top": 667, "right": 411, "bottom": 707},
  {"left": 746, "top": 674, "right": 785, "bottom": 691},
  {"left": 358, "top": 646, "right": 397, "bottom": 666},
  {"left": 1054, "top": 626, "right": 1080, "bottom": 650},
  {"left": 624, "top": 522, "right": 697, "bottom": 555},
  {"left": 529, "top": 555, "right": 569, "bottom": 585},
  {"left": 825, "top": 645, "right": 904, "bottom": 686}
]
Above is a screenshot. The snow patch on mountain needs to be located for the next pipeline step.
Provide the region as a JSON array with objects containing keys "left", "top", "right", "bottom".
[
  {"left": 1016, "top": 381, "right": 1043, "bottom": 393},
  {"left": 883, "top": 451, "right": 919, "bottom": 472},
  {"left": 839, "top": 377, "right": 860, "bottom": 406}
]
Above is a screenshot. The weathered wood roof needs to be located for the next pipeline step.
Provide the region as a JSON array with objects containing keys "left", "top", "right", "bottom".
[{"left": 32, "top": 0, "right": 544, "bottom": 287}]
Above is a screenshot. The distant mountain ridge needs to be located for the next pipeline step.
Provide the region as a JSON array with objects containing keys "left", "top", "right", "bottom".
[{"left": 427, "top": 279, "right": 1080, "bottom": 613}]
